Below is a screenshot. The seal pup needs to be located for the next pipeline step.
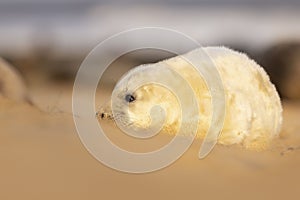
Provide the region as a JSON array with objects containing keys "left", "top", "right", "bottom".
[
  {"left": 0, "top": 58, "right": 30, "bottom": 103},
  {"left": 97, "top": 47, "right": 282, "bottom": 150}
]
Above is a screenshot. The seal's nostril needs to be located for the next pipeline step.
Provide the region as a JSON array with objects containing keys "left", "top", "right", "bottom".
[{"left": 101, "top": 113, "right": 105, "bottom": 119}]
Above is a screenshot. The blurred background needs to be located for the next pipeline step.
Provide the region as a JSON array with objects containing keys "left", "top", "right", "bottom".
[
  {"left": 1, "top": 1, "right": 300, "bottom": 200},
  {"left": 1, "top": 0, "right": 300, "bottom": 99}
]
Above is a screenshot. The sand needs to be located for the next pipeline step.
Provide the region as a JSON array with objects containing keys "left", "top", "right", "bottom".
[{"left": 0, "top": 80, "right": 300, "bottom": 200}]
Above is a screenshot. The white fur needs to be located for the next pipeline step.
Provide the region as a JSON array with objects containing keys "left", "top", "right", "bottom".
[{"left": 101, "top": 47, "right": 282, "bottom": 150}]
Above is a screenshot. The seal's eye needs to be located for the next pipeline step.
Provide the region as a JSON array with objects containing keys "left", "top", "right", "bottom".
[{"left": 125, "top": 94, "right": 135, "bottom": 103}]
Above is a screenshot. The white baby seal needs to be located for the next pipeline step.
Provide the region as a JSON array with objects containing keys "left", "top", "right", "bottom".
[
  {"left": 98, "top": 47, "right": 282, "bottom": 150},
  {"left": 0, "top": 57, "right": 30, "bottom": 103}
]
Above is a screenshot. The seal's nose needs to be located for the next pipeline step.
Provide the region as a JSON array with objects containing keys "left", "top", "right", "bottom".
[
  {"left": 96, "top": 111, "right": 104, "bottom": 119},
  {"left": 100, "top": 113, "right": 105, "bottom": 119},
  {"left": 96, "top": 111, "right": 112, "bottom": 120}
]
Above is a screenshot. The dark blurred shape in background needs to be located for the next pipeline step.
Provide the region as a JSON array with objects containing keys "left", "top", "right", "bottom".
[
  {"left": 260, "top": 42, "right": 300, "bottom": 99},
  {"left": 0, "top": 0, "right": 300, "bottom": 98}
]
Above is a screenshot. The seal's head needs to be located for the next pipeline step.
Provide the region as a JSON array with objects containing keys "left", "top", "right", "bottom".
[{"left": 97, "top": 64, "right": 181, "bottom": 133}]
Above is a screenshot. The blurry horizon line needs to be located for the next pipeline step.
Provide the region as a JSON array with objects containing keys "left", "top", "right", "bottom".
[
  {"left": 0, "top": 2, "right": 300, "bottom": 58},
  {"left": 1, "top": 0, "right": 300, "bottom": 7}
]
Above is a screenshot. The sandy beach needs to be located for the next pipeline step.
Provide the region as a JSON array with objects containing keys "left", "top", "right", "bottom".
[{"left": 1, "top": 78, "right": 300, "bottom": 200}]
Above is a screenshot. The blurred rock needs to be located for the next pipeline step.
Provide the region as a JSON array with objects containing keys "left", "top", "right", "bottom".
[
  {"left": 0, "top": 58, "right": 30, "bottom": 103},
  {"left": 260, "top": 42, "right": 300, "bottom": 100}
]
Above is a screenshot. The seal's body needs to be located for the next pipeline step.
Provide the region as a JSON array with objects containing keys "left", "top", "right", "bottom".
[{"left": 98, "top": 47, "right": 282, "bottom": 150}]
